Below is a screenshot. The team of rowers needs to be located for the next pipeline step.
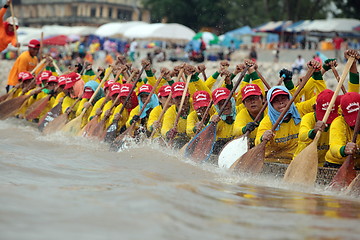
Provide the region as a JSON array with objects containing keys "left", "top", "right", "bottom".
[{"left": 2, "top": 48, "right": 360, "bottom": 170}]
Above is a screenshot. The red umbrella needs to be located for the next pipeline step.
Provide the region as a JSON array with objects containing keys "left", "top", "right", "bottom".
[{"left": 43, "top": 35, "right": 70, "bottom": 46}]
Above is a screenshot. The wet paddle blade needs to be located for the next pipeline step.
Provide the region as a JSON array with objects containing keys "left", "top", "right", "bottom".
[
  {"left": 184, "top": 123, "right": 216, "bottom": 163},
  {"left": 0, "top": 92, "right": 10, "bottom": 103},
  {"left": 61, "top": 113, "right": 84, "bottom": 136},
  {"left": 42, "top": 113, "right": 68, "bottom": 134},
  {"left": 0, "top": 95, "right": 30, "bottom": 120},
  {"left": 25, "top": 95, "right": 50, "bottom": 121},
  {"left": 328, "top": 155, "right": 356, "bottom": 191},
  {"left": 345, "top": 174, "right": 360, "bottom": 196},
  {"left": 86, "top": 120, "right": 106, "bottom": 140},
  {"left": 78, "top": 115, "right": 99, "bottom": 137},
  {"left": 38, "top": 103, "right": 62, "bottom": 132},
  {"left": 218, "top": 136, "right": 248, "bottom": 169},
  {"left": 283, "top": 139, "right": 319, "bottom": 186},
  {"left": 230, "top": 141, "right": 266, "bottom": 174},
  {"left": 104, "top": 122, "right": 118, "bottom": 143}
]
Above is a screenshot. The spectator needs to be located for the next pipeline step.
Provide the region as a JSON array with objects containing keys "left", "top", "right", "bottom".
[
  {"left": 249, "top": 45, "right": 257, "bottom": 62},
  {"left": 129, "top": 39, "right": 138, "bottom": 62},
  {"left": 333, "top": 33, "right": 344, "bottom": 61},
  {"left": 292, "top": 55, "right": 305, "bottom": 74}
]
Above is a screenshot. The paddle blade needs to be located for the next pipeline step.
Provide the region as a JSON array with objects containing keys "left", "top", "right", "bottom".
[
  {"left": 42, "top": 113, "right": 68, "bottom": 134},
  {"left": 86, "top": 120, "right": 106, "bottom": 140},
  {"left": 0, "top": 92, "right": 10, "bottom": 103},
  {"left": 345, "top": 174, "right": 360, "bottom": 196},
  {"left": 25, "top": 95, "right": 50, "bottom": 121},
  {"left": 104, "top": 122, "right": 118, "bottom": 143},
  {"left": 61, "top": 114, "right": 83, "bottom": 135},
  {"left": 78, "top": 115, "right": 99, "bottom": 137},
  {"left": 0, "top": 95, "right": 30, "bottom": 120},
  {"left": 218, "top": 136, "right": 248, "bottom": 169},
  {"left": 328, "top": 155, "right": 356, "bottom": 191},
  {"left": 185, "top": 123, "right": 216, "bottom": 163},
  {"left": 38, "top": 103, "right": 62, "bottom": 132},
  {"left": 230, "top": 141, "right": 266, "bottom": 173},
  {"left": 283, "top": 140, "right": 319, "bottom": 186}
]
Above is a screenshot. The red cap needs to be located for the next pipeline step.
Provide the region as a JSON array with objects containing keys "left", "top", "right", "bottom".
[
  {"left": 241, "top": 84, "right": 262, "bottom": 101},
  {"left": 64, "top": 72, "right": 81, "bottom": 89},
  {"left": 138, "top": 84, "right": 153, "bottom": 95},
  {"left": 158, "top": 85, "right": 171, "bottom": 97},
  {"left": 212, "top": 87, "right": 230, "bottom": 105},
  {"left": 193, "top": 91, "right": 211, "bottom": 110},
  {"left": 28, "top": 39, "right": 40, "bottom": 48},
  {"left": 18, "top": 72, "right": 25, "bottom": 80},
  {"left": 47, "top": 75, "right": 58, "bottom": 83},
  {"left": 340, "top": 92, "right": 360, "bottom": 127},
  {"left": 109, "top": 83, "right": 121, "bottom": 96},
  {"left": 21, "top": 72, "right": 33, "bottom": 82},
  {"left": 40, "top": 70, "right": 52, "bottom": 82},
  {"left": 270, "top": 89, "right": 289, "bottom": 102},
  {"left": 36, "top": 74, "right": 42, "bottom": 85},
  {"left": 316, "top": 89, "right": 340, "bottom": 124},
  {"left": 82, "top": 87, "right": 94, "bottom": 99},
  {"left": 58, "top": 75, "right": 67, "bottom": 86},
  {"left": 172, "top": 82, "right": 189, "bottom": 98},
  {"left": 119, "top": 83, "right": 132, "bottom": 97},
  {"left": 104, "top": 79, "right": 115, "bottom": 90}
]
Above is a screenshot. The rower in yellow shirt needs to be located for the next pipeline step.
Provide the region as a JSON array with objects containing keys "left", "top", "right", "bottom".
[
  {"left": 126, "top": 84, "right": 159, "bottom": 137},
  {"left": 147, "top": 85, "right": 172, "bottom": 138},
  {"left": 186, "top": 90, "right": 213, "bottom": 138},
  {"left": 255, "top": 62, "right": 320, "bottom": 164},
  {"left": 210, "top": 87, "right": 241, "bottom": 154},
  {"left": 234, "top": 83, "right": 266, "bottom": 148},
  {"left": 293, "top": 89, "right": 341, "bottom": 165},
  {"left": 161, "top": 82, "right": 193, "bottom": 149},
  {"left": 326, "top": 92, "right": 360, "bottom": 169}
]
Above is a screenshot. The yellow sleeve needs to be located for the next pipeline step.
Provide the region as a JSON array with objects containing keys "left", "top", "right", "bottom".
[
  {"left": 329, "top": 116, "right": 349, "bottom": 160},
  {"left": 293, "top": 112, "right": 316, "bottom": 158},
  {"left": 147, "top": 105, "right": 162, "bottom": 131},
  {"left": 295, "top": 95, "right": 316, "bottom": 117},
  {"left": 76, "top": 98, "right": 87, "bottom": 117},
  {"left": 100, "top": 101, "right": 113, "bottom": 121},
  {"left": 53, "top": 92, "right": 65, "bottom": 108},
  {"left": 186, "top": 110, "right": 199, "bottom": 137},
  {"left": 108, "top": 103, "right": 129, "bottom": 129},
  {"left": 161, "top": 105, "right": 176, "bottom": 137},
  {"left": 234, "top": 108, "right": 252, "bottom": 137},
  {"left": 88, "top": 97, "right": 106, "bottom": 121},
  {"left": 255, "top": 115, "right": 272, "bottom": 145},
  {"left": 205, "top": 72, "right": 219, "bottom": 90},
  {"left": 126, "top": 106, "right": 140, "bottom": 128}
]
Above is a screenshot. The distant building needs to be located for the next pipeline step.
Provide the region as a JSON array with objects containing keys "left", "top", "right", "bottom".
[{"left": 12, "top": 0, "right": 150, "bottom": 27}]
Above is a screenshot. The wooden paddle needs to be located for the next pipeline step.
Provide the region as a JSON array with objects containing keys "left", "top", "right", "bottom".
[
  {"left": 0, "top": 85, "right": 45, "bottom": 120},
  {"left": 79, "top": 68, "right": 124, "bottom": 137},
  {"left": 331, "top": 66, "right": 347, "bottom": 94},
  {"left": 9, "top": 2, "right": 19, "bottom": 56},
  {"left": 148, "top": 69, "right": 184, "bottom": 139},
  {"left": 0, "top": 59, "right": 47, "bottom": 103},
  {"left": 346, "top": 172, "right": 360, "bottom": 195},
  {"left": 184, "top": 67, "right": 249, "bottom": 163},
  {"left": 103, "top": 66, "right": 146, "bottom": 143},
  {"left": 61, "top": 68, "right": 111, "bottom": 135},
  {"left": 283, "top": 57, "right": 355, "bottom": 186},
  {"left": 25, "top": 94, "right": 51, "bottom": 121},
  {"left": 230, "top": 68, "right": 315, "bottom": 174},
  {"left": 328, "top": 106, "right": 360, "bottom": 190},
  {"left": 38, "top": 98, "right": 64, "bottom": 132},
  {"left": 167, "top": 73, "right": 192, "bottom": 147},
  {"left": 117, "top": 73, "right": 165, "bottom": 141},
  {"left": 42, "top": 97, "right": 82, "bottom": 134},
  {"left": 87, "top": 71, "right": 138, "bottom": 140}
]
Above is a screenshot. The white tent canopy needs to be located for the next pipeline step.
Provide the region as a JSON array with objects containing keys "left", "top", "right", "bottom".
[
  {"left": 41, "top": 25, "right": 97, "bottom": 37},
  {"left": 123, "top": 23, "right": 196, "bottom": 41},
  {"left": 286, "top": 18, "right": 360, "bottom": 33},
  {"left": 95, "top": 21, "right": 149, "bottom": 37}
]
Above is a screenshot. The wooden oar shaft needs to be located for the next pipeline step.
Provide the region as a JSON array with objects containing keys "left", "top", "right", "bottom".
[
  {"left": 270, "top": 69, "right": 314, "bottom": 132},
  {"left": 173, "top": 74, "right": 192, "bottom": 130},
  {"left": 149, "top": 92, "right": 173, "bottom": 139},
  {"left": 256, "top": 70, "right": 271, "bottom": 90},
  {"left": 202, "top": 70, "right": 207, "bottom": 81},
  {"left": 31, "top": 59, "right": 47, "bottom": 75},
  {"left": 9, "top": 3, "right": 19, "bottom": 56},
  {"left": 331, "top": 66, "right": 347, "bottom": 94},
  {"left": 195, "top": 101, "right": 213, "bottom": 135}
]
